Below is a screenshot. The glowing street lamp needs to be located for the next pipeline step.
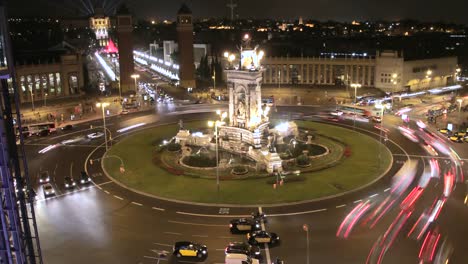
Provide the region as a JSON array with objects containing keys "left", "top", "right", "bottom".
[
  {"left": 44, "top": 93, "right": 48, "bottom": 107},
  {"left": 96, "top": 102, "right": 110, "bottom": 151},
  {"left": 350, "top": 83, "right": 362, "bottom": 103},
  {"left": 131, "top": 74, "right": 140, "bottom": 92}
]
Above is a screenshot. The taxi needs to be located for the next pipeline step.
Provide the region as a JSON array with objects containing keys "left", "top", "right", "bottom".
[
  {"left": 448, "top": 135, "right": 463, "bottom": 143},
  {"left": 229, "top": 218, "right": 260, "bottom": 233},
  {"left": 173, "top": 241, "right": 207, "bottom": 258},
  {"left": 247, "top": 230, "right": 280, "bottom": 245},
  {"left": 454, "top": 131, "right": 467, "bottom": 137},
  {"left": 437, "top": 128, "right": 449, "bottom": 134}
]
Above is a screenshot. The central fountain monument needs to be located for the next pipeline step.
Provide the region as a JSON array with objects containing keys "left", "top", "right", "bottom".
[{"left": 176, "top": 35, "right": 297, "bottom": 173}]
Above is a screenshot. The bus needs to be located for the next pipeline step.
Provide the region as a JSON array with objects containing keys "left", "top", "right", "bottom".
[
  {"left": 338, "top": 104, "right": 380, "bottom": 117},
  {"left": 20, "top": 122, "right": 57, "bottom": 137}
]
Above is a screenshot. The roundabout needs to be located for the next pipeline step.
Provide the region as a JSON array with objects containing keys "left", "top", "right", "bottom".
[{"left": 102, "top": 120, "right": 393, "bottom": 205}]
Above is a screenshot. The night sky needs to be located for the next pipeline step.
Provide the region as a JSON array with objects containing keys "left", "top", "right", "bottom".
[{"left": 6, "top": 0, "right": 468, "bottom": 24}]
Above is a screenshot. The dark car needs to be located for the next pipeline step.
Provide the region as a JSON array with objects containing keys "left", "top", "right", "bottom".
[
  {"left": 64, "top": 176, "right": 76, "bottom": 189},
  {"left": 247, "top": 230, "right": 280, "bottom": 245},
  {"left": 61, "top": 125, "right": 73, "bottom": 131},
  {"left": 80, "top": 171, "right": 91, "bottom": 184},
  {"left": 225, "top": 242, "right": 260, "bottom": 258},
  {"left": 37, "top": 129, "right": 49, "bottom": 137},
  {"left": 173, "top": 241, "right": 207, "bottom": 258},
  {"left": 38, "top": 171, "right": 50, "bottom": 184},
  {"left": 229, "top": 218, "right": 261, "bottom": 233}
]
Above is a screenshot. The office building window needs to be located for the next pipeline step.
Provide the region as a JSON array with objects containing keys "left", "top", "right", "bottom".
[
  {"left": 55, "top": 73, "right": 61, "bottom": 94},
  {"left": 49, "top": 73, "right": 55, "bottom": 94}
]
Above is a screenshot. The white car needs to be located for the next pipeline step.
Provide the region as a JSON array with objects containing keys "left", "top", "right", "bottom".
[
  {"left": 87, "top": 132, "right": 105, "bottom": 139},
  {"left": 43, "top": 183, "right": 55, "bottom": 197}
]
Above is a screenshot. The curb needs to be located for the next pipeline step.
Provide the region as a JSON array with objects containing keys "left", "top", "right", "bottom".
[{"left": 99, "top": 120, "right": 399, "bottom": 208}]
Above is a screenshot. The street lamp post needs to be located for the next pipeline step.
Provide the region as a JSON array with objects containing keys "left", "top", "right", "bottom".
[
  {"left": 96, "top": 102, "right": 110, "bottom": 151},
  {"left": 208, "top": 111, "right": 227, "bottom": 193},
  {"left": 303, "top": 224, "right": 310, "bottom": 264},
  {"left": 457, "top": 98, "right": 463, "bottom": 126},
  {"left": 131, "top": 74, "right": 140, "bottom": 92},
  {"left": 350, "top": 83, "right": 362, "bottom": 130},
  {"left": 213, "top": 70, "right": 216, "bottom": 92},
  {"left": 44, "top": 93, "right": 48, "bottom": 107}
]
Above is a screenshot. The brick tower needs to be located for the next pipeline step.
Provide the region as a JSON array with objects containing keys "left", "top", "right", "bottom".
[
  {"left": 116, "top": 4, "right": 135, "bottom": 93},
  {"left": 176, "top": 4, "right": 196, "bottom": 88}
]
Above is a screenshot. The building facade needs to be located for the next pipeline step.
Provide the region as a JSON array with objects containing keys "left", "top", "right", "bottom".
[
  {"left": 89, "top": 7, "right": 110, "bottom": 47},
  {"left": 259, "top": 51, "right": 458, "bottom": 92},
  {"left": 15, "top": 53, "right": 84, "bottom": 103},
  {"left": 116, "top": 5, "right": 135, "bottom": 93},
  {"left": 176, "top": 4, "right": 196, "bottom": 88}
]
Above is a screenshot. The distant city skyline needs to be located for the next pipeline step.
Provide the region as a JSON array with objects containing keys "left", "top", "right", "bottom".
[{"left": 6, "top": 0, "right": 468, "bottom": 25}]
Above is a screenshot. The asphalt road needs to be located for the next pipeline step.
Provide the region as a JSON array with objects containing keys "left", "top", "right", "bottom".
[{"left": 23, "top": 101, "right": 468, "bottom": 264}]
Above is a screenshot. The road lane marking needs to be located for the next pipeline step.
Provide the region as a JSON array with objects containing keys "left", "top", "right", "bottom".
[
  {"left": 153, "top": 243, "right": 172, "bottom": 247},
  {"left": 384, "top": 188, "right": 391, "bottom": 192},
  {"left": 152, "top": 207, "right": 165, "bottom": 211},
  {"left": 143, "top": 256, "right": 167, "bottom": 261},
  {"left": 97, "top": 180, "right": 113, "bottom": 186},
  {"left": 96, "top": 185, "right": 102, "bottom": 190},
  {"left": 336, "top": 204, "right": 347, "bottom": 208},
  {"left": 164, "top": 232, "right": 181, "bottom": 236},
  {"left": 35, "top": 186, "right": 95, "bottom": 202},
  {"left": 70, "top": 162, "right": 74, "bottom": 179},
  {"left": 353, "top": 199, "right": 362, "bottom": 203},
  {"left": 266, "top": 208, "right": 327, "bottom": 217},
  {"left": 192, "top": 234, "right": 208, "bottom": 238},
  {"left": 258, "top": 207, "right": 271, "bottom": 264},
  {"left": 369, "top": 193, "right": 379, "bottom": 198},
  {"left": 113, "top": 195, "right": 124, "bottom": 200},
  {"left": 168, "top": 220, "right": 226, "bottom": 227},
  {"left": 176, "top": 211, "right": 249, "bottom": 218},
  {"left": 218, "top": 236, "right": 235, "bottom": 239},
  {"left": 104, "top": 190, "right": 110, "bottom": 194},
  {"left": 131, "top": 202, "right": 143, "bottom": 206}
]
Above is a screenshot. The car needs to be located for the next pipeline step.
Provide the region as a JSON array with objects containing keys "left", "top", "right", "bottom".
[
  {"left": 225, "top": 253, "right": 259, "bottom": 264},
  {"left": 120, "top": 109, "right": 129, "bottom": 115},
  {"left": 448, "top": 135, "right": 463, "bottom": 143},
  {"left": 61, "top": 124, "right": 73, "bottom": 131},
  {"left": 225, "top": 242, "right": 260, "bottom": 258},
  {"left": 229, "top": 218, "right": 261, "bottom": 233},
  {"left": 247, "top": 230, "right": 280, "bottom": 245},
  {"left": 454, "top": 131, "right": 467, "bottom": 137},
  {"left": 465, "top": 135, "right": 468, "bottom": 143},
  {"left": 43, "top": 183, "right": 55, "bottom": 197},
  {"left": 80, "top": 171, "right": 91, "bottom": 184},
  {"left": 37, "top": 129, "right": 49, "bottom": 137},
  {"left": 87, "top": 132, "right": 104, "bottom": 139},
  {"left": 64, "top": 176, "right": 76, "bottom": 189},
  {"left": 38, "top": 171, "right": 50, "bottom": 184},
  {"left": 437, "top": 128, "right": 449, "bottom": 134},
  {"left": 172, "top": 241, "right": 207, "bottom": 258}
]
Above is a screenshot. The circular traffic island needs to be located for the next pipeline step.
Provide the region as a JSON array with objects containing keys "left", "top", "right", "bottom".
[{"left": 103, "top": 120, "right": 392, "bottom": 205}]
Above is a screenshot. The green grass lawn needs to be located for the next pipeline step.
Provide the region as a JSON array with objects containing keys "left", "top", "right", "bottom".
[{"left": 104, "top": 121, "right": 392, "bottom": 204}]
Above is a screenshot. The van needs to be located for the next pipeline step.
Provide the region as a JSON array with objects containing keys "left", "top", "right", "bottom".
[{"left": 225, "top": 253, "right": 259, "bottom": 264}]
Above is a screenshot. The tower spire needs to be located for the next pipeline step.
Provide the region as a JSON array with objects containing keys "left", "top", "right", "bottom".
[{"left": 227, "top": 0, "right": 237, "bottom": 21}]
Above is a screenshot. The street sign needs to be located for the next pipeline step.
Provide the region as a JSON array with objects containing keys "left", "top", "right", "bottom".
[{"left": 303, "top": 224, "right": 309, "bottom": 232}]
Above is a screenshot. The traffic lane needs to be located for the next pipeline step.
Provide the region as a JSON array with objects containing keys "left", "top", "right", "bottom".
[
  {"left": 36, "top": 188, "right": 237, "bottom": 264},
  {"left": 26, "top": 144, "right": 100, "bottom": 198},
  {"left": 36, "top": 187, "right": 171, "bottom": 264}
]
